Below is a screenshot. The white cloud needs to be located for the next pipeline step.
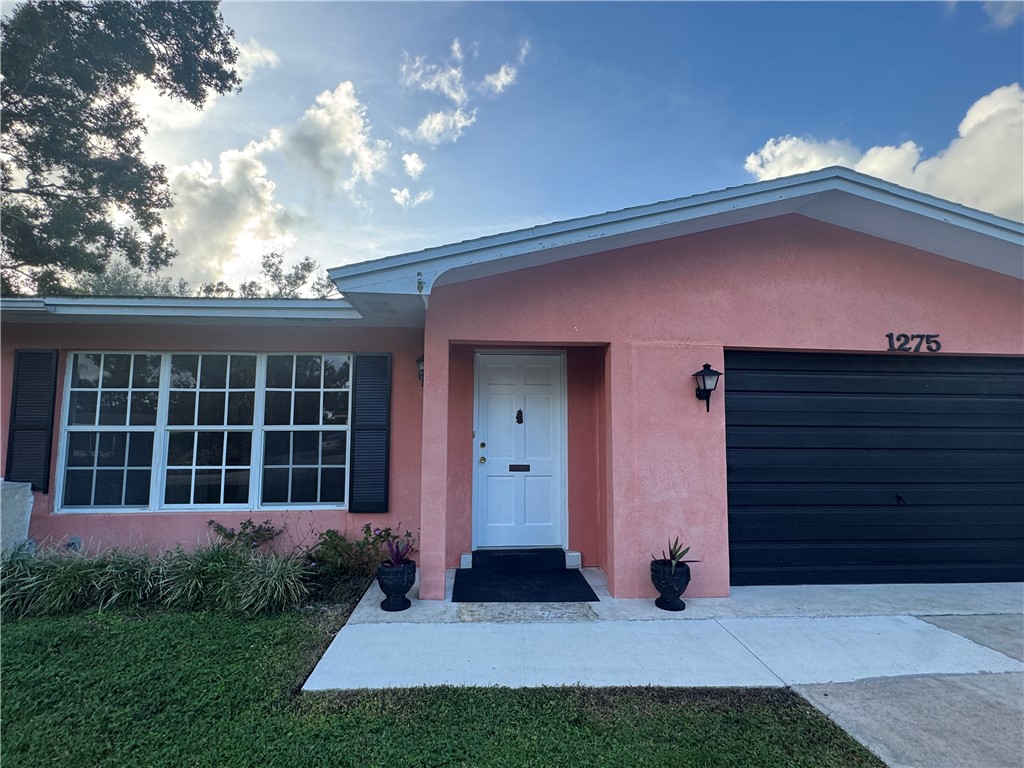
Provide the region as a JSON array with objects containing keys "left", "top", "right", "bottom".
[
  {"left": 518, "top": 40, "right": 531, "bottom": 65},
  {"left": 402, "top": 152, "right": 425, "bottom": 179},
  {"left": 134, "top": 38, "right": 279, "bottom": 134},
  {"left": 744, "top": 83, "right": 1024, "bottom": 221},
  {"left": 391, "top": 187, "right": 434, "bottom": 208},
  {"left": 481, "top": 64, "right": 517, "bottom": 96},
  {"left": 285, "top": 82, "right": 390, "bottom": 198},
  {"left": 414, "top": 108, "right": 478, "bottom": 145},
  {"left": 401, "top": 40, "right": 469, "bottom": 106},
  {"left": 983, "top": 1, "right": 1024, "bottom": 28},
  {"left": 163, "top": 133, "right": 296, "bottom": 284}
]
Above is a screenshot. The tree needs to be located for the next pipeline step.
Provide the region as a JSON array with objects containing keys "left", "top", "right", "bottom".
[
  {"left": 1, "top": 0, "right": 241, "bottom": 295},
  {"left": 68, "top": 258, "right": 192, "bottom": 297},
  {"left": 197, "top": 252, "right": 337, "bottom": 299}
]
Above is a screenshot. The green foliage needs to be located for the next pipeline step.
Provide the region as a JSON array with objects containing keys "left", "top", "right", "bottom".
[
  {"left": 1, "top": 0, "right": 241, "bottom": 294},
  {"left": 304, "top": 524, "right": 417, "bottom": 602},
  {"left": 1, "top": 545, "right": 307, "bottom": 619},
  {"left": 196, "top": 252, "right": 336, "bottom": 299},
  {"left": 67, "top": 258, "right": 193, "bottom": 297},
  {"left": 207, "top": 517, "right": 282, "bottom": 550},
  {"left": 0, "top": 612, "right": 886, "bottom": 768},
  {"left": 654, "top": 536, "right": 697, "bottom": 574}
]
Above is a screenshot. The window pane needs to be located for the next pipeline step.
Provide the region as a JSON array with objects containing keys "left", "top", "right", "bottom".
[
  {"left": 64, "top": 470, "right": 93, "bottom": 505},
  {"left": 94, "top": 470, "right": 124, "bottom": 505},
  {"left": 74, "top": 354, "right": 102, "bottom": 388},
  {"left": 323, "top": 356, "right": 350, "bottom": 389},
  {"left": 199, "top": 355, "right": 227, "bottom": 389},
  {"left": 96, "top": 432, "right": 127, "bottom": 467},
  {"left": 197, "top": 392, "right": 226, "bottom": 425},
  {"left": 67, "top": 433, "right": 96, "bottom": 467},
  {"left": 193, "top": 469, "right": 222, "bottom": 505},
  {"left": 132, "top": 354, "right": 162, "bottom": 388},
  {"left": 164, "top": 470, "right": 192, "bottom": 504},
  {"left": 291, "top": 467, "right": 318, "bottom": 503},
  {"left": 130, "top": 392, "right": 158, "bottom": 425},
  {"left": 166, "top": 432, "right": 195, "bottom": 466},
  {"left": 320, "top": 468, "right": 345, "bottom": 503},
  {"left": 195, "top": 432, "right": 224, "bottom": 466},
  {"left": 223, "top": 470, "right": 249, "bottom": 504},
  {"left": 262, "top": 468, "right": 288, "bottom": 503},
  {"left": 295, "top": 355, "right": 322, "bottom": 388},
  {"left": 229, "top": 355, "right": 256, "bottom": 388},
  {"left": 293, "top": 392, "right": 319, "bottom": 425},
  {"left": 266, "top": 356, "right": 293, "bottom": 388},
  {"left": 225, "top": 432, "right": 252, "bottom": 466},
  {"left": 264, "top": 432, "right": 290, "bottom": 466},
  {"left": 102, "top": 354, "right": 131, "bottom": 388},
  {"left": 171, "top": 355, "right": 199, "bottom": 388},
  {"left": 127, "top": 433, "right": 154, "bottom": 467},
  {"left": 168, "top": 392, "right": 196, "bottom": 425},
  {"left": 227, "top": 392, "right": 254, "bottom": 425},
  {"left": 321, "top": 432, "right": 346, "bottom": 466},
  {"left": 264, "top": 391, "right": 291, "bottom": 425},
  {"left": 124, "top": 470, "right": 151, "bottom": 505},
  {"left": 98, "top": 392, "right": 128, "bottom": 425},
  {"left": 322, "top": 392, "right": 349, "bottom": 425},
  {"left": 293, "top": 431, "right": 318, "bottom": 464},
  {"left": 68, "top": 391, "right": 97, "bottom": 425}
]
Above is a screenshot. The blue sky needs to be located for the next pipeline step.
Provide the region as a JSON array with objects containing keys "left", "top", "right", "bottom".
[{"left": 132, "top": 1, "right": 1024, "bottom": 288}]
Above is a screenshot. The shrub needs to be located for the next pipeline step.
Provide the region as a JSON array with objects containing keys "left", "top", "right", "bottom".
[
  {"left": 157, "top": 544, "right": 247, "bottom": 613},
  {"left": 206, "top": 518, "right": 281, "bottom": 550},
  {"left": 92, "top": 550, "right": 157, "bottom": 609},
  {"left": 304, "top": 524, "right": 417, "bottom": 604},
  {"left": 237, "top": 551, "right": 310, "bottom": 615}
]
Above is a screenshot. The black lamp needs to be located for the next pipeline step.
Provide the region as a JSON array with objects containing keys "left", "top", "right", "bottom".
[
  {"left": 693, "top": 363, "right": 722, "bottom": 412},
  {"left": 416, "top": 355, "right": 424, "bottom": 386}
]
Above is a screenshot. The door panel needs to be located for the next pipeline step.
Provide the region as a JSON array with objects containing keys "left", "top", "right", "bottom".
[{"left": 474, "top": 354, "right": 566, "bottom": 549}]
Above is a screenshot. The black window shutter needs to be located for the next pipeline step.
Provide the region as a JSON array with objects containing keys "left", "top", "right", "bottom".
[
  {"left": 5, "top": 350, "right": 58, "bottom": 493},
  {"left": 349, "top": 353, "right": 392, "bottom": 513}
]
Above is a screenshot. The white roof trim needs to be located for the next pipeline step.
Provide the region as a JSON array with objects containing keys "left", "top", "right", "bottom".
[
  {"left": 329, "top": 167, "right": 1024, "bottom": 296},
  {"left": 1, "top": 296, "right": 363, "bottom": 322}
]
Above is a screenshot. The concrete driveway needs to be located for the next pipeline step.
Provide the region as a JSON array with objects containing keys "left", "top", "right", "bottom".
[{"left": 304, "top": 573, "right": 1024, "bottom": 768}]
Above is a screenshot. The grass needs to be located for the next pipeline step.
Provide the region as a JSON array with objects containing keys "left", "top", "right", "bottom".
[{"left": 0, "top": 609, "right": 884, "bottom": 768}]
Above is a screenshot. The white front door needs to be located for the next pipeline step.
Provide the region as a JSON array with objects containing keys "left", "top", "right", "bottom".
[{"left": 473, "top": 353, "right": 567, "bottom": 549}]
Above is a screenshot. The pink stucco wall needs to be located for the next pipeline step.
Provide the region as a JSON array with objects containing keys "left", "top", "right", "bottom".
[
  {"left": 0, "top": 322, "right": 423, "bottom": 553},
  {"left": 415, "top": 214, "right": 1024, "bottom": 599}
]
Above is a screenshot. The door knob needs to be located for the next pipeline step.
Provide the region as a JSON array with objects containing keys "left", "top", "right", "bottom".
[{"left": 479, "top": 456, "right": 486, "bottom": 464}]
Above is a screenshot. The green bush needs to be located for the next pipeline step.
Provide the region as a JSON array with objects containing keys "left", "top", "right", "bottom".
[
  {"left": 1, "top": 545, "right": 311, "bottom": 620},
  {"left": 303, "top": 524, "right": 398, "bottom": 603}
]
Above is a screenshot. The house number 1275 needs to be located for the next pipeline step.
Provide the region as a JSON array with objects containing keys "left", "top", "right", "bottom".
[{"left": 886, "top": 333, "right": 941, "bottom": 352}]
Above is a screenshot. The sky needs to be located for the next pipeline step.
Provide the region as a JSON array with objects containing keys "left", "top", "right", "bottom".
[{"left": 129, "top": 1, "right": 1024, "bottom": 289}]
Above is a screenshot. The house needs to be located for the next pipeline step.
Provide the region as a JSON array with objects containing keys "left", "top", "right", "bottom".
[{"left": 3, "top": 167, "right": 1022, "bottom": 600}]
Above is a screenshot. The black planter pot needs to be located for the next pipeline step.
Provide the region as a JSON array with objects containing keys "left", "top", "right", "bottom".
[
  {"left": 376, "top": 559, "right": 416, "bottom": 612},
  {"left": 650, "top": 559, "right": 691, "bottom": 611}
]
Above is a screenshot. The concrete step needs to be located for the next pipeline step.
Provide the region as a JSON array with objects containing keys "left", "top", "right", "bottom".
[{"left": 460, "top": 549, "right": 581, "bottom": 570}]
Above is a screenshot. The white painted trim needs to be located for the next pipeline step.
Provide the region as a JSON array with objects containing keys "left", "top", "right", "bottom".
[
  {"left": 330, "top": 167, "right": 1024, "bottom": 295},
  {"left": 471, "top": 351, "right": 569, "bottom": 551}
]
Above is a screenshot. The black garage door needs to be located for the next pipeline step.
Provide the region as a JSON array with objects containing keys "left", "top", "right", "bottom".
[{"left": 725, "top": 351, "right": 1024, "bottom": 585}]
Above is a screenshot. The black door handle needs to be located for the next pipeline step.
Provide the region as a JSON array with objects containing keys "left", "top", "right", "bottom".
[{"left": 516, "top": 409, "right": 523, "bottom": 424}]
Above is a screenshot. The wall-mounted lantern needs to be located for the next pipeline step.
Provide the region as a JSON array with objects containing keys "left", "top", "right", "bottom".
[
  {"left": 416, "top": 355, "right": 424, "bottom": 386},
  {"left": 693, "top": 363, "right": 722, "bottom": 412}
]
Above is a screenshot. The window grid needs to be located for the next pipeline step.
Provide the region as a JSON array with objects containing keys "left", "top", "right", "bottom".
[{"left": 57, "top": 352, "right": 352, "bottom": 512}]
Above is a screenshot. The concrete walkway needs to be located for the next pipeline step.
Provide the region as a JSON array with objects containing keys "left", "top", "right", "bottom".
[{"left": 304, "top": 570, "right": 1024, "bottom": 768}]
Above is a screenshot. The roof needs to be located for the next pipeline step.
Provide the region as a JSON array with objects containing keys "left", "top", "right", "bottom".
[
  {"left": 328, "top": 167, "right": 1024, "bottom": 312},
  {"left": 0, "top": 296, "right": 396, "bottom": 326}
]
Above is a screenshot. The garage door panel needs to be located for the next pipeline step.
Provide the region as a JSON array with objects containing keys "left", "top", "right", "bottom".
[
  {"left": 726, "top": 427, "right": 1023, "bottom": 451},
  {"left": 727, "top": 448, "right": 1022, "bottom": 471},
  {"left": 729, "top": 484, "right": 1023, "bottom": 507},
  {"left": 727, "top": 372, "right": 1024, "bottom": 397},
  {"left": 725, "top": 351, "right": 1024, "bottom": 585}
]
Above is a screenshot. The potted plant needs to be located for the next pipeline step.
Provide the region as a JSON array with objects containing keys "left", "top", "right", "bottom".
[
  {"left": 650, "top": 537, "right": 697, "bottom": 611},
  {"left": 376, "top": 535, "right": 416, "bottom": 612}
]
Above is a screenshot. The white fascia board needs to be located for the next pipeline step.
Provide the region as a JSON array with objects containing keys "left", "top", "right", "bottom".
[
  {"left": 1, "top": 297, "right": 364, "bottom": 322},
  {"left": 329, "top": 167, "right": 1024, "bottom": 295}
]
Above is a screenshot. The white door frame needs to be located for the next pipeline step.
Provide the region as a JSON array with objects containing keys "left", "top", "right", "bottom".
[{"left": 472, "top": 350, "right": 569, "bottom": 550}]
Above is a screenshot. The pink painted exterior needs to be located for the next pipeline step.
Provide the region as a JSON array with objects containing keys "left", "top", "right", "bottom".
[
  {"left": 0, "top": 322, "right": 423, "bottom": 553},
  {"left": 414, "top": 215, "right": 1024, "bottom": 600}
]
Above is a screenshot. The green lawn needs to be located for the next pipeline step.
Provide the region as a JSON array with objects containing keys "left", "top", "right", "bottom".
[{"left": 1, "top": 610, "right": 884, "bottom": 768}]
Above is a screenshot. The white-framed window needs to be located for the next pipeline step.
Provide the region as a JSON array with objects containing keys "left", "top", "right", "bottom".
[{"left": 58, "top": 352, "right": 352, "bottom": 512}]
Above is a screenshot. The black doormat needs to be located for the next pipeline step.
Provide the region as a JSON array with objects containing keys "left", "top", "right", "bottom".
[{"left": 452, "top": 568, "right": 599, "bottom": 603}]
